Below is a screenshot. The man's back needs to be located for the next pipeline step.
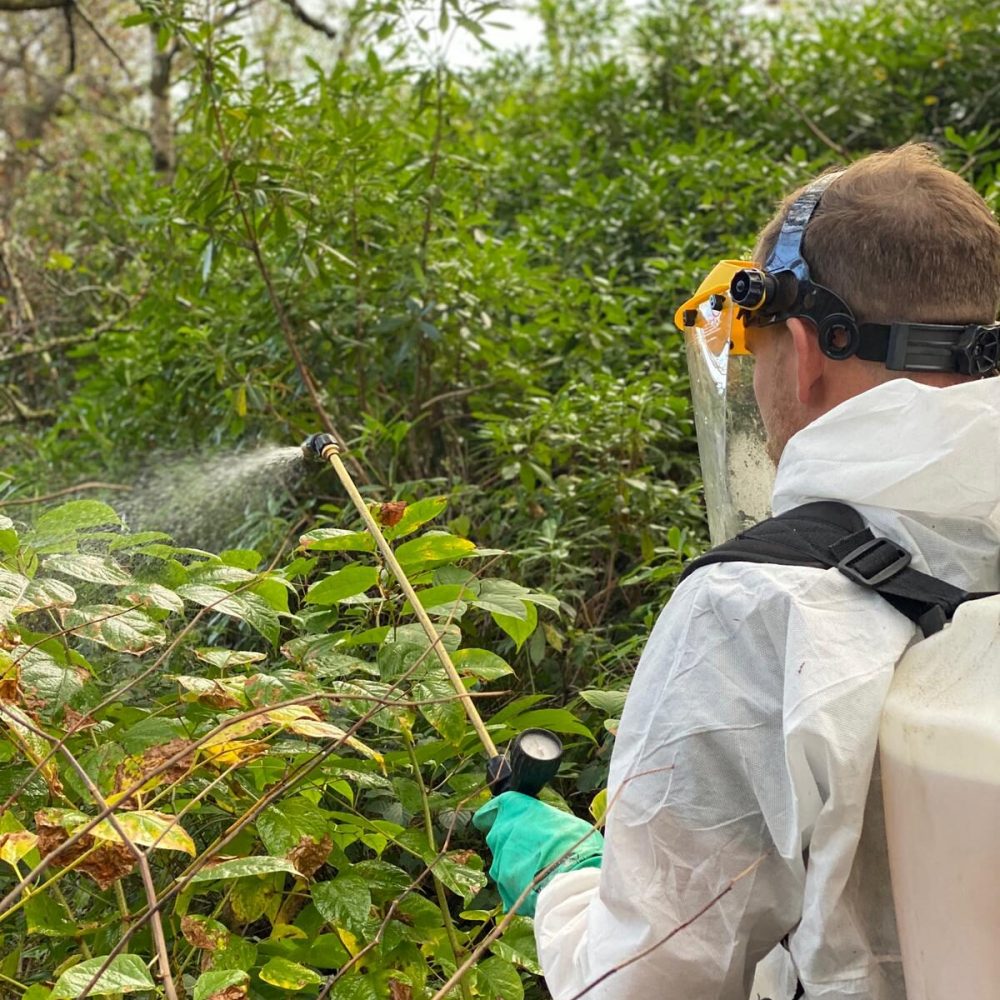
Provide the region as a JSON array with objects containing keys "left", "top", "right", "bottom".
[{"left": 535, "top": 376, "right": 1000, "bottom": 999}]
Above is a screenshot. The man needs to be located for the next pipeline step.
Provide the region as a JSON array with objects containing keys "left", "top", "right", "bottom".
[{"left": 474, "top": 144, "right": 1000, "bottom": 998}]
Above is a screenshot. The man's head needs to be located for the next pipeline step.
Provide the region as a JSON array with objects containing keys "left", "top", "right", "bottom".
[{"left": 749, "top": 143, "right": 1000, "bottom": 464}]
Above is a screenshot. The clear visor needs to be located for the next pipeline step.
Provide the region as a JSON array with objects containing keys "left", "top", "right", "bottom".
[{"left": 678, "top": 262, "right": 774, "bottom": 543}]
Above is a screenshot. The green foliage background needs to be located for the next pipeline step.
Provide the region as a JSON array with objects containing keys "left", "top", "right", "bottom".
[{"left": 1, "top": 0, "right": 998, "bottom": 996}]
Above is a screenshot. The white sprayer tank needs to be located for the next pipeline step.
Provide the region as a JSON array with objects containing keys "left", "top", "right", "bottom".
[{"left": 880, "top": 594, "right": 1000, "bottom": 999}]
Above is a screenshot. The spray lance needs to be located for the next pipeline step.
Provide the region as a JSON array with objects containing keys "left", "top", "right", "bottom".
[{"left": 300, "top": 432, "right": 563, "bottom": 798}]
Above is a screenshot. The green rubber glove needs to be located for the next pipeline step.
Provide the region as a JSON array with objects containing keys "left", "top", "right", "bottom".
[{"left": 473, "top": 791, "right": 604, "bottom": 916}]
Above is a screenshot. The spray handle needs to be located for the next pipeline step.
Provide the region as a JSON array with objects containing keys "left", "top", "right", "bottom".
[{"left": 487, "top": 728, "right": 563, "bottom": 798}]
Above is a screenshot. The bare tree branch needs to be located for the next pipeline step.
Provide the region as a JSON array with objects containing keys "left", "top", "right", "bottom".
[
  {"left": 62, "top": 1, "right": 75, "bottom": 74},
  {"left": 278, "top": 0, "right": 337, "bottom": 39},
  {"left": 0, "top": 0, "right": 67, "bottom": 10},
  {"left": 73, "top": 0, "right": 131, "bottom": 78}
]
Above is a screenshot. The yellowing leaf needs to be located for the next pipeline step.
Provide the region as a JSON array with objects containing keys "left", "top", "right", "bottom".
[
  {"left": 336, "top": 927, "right": 361, "bottom": 956},
  {"left": 589, "top": 788, "right": 608, "bottom": 825},
  {"left": 88, "top": 810, "right": 196, "bottom": 855},
  {"left": 202, "top": 739, "right": 266, "bottom": 768},
  {"left": 259, "top": 957, "right": 322, "bottom": 991},
  {"left": 0, "top": 830, "right": 38, "bottom": 866}
]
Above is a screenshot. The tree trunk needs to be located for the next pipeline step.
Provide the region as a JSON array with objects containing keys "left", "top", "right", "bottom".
[{"left": 149, "top": 23, "right": 174, "bottom": 180}]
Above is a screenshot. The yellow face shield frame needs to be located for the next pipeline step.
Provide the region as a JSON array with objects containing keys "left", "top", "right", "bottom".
[{"left": 674, "top": 260, "right": 756, "bottom": 356}]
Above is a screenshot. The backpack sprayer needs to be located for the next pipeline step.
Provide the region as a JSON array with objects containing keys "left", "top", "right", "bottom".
[{"left": 300, "top": 432, "right": 563, "bottom": 798}]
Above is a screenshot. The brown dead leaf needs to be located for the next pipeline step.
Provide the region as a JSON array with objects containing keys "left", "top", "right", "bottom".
[
  {"left": 79, "top": 842, "right": 135, "bottom": 889},
  {"left": 0, "top": 670, "right": 18, "bottom": 702},
  {"left": 388, "top": 979, "right": 413, "bottom": 1000},
  {"left": 287, "top": 833, "right": 333, "bottom": 879},
  {"left": 203, "top": 683, "right": 243, "bottom": 710},
  {"left": 181, "top": 915, "right": 229, "bottom": 951},
  {"left": 208, "top": 987, "right": 247, "bottom": 1000},
  {"left": 139, "top": 738, "right": 197, "bottom": 786},
  {"left": 63, "top": 706, "right": 98, "bottom": 732},
  {"left": 377, "top": 500, "right": 407, "bottom": 527},
  {"left": 34, "top": 813, "right": 136, "bottom": 889},
  {"left": 0, "top": 627, "right": 20, "bottom": 652}
]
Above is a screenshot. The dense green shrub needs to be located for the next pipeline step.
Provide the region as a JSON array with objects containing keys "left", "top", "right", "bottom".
[{"left": 2, "top": 0, "right": 999, "bottom": 990}]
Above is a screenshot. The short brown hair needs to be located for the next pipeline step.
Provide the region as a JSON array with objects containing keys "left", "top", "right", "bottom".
[{"left": 753, "top": 143, "right": 1000, "bottom": 326}]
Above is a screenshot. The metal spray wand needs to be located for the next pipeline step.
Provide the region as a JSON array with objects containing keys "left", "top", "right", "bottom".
[{"left": 301, "top": 433, "right": 562, "bottom": 796}]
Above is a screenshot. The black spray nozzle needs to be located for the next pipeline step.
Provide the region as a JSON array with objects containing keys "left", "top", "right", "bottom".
[
  {"left": 487, "top": 728, "right": 563, "bottom": 798},
  {"left": 301, "top": 432, "right": 337, "bottom": 460}
]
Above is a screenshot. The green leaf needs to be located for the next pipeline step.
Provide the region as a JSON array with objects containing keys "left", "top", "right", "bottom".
[
  {"left": 193, "top": 969, "right": 249, "bottom": 1000},
  {"left": 414, "top": 671, "right": 466, "bottom": 742},
  {"left": 188, "top": 856, "right": 302, "bottom": 882},
  {"left": 329, "top": 975, "right": 379, "bottom": 1000},
  {"left": 119, "top": 716, "right": 186, "bottom": 753},
  {"left": 18, "top": 648, "right": 85, "bottom": 708},
  {"left": 579, "top": 689, "right": 628, "bottom": 717},
  {"left": 60, "top": 605, "right": 165, "bottom": 653},
  {"left": 43, "top": 554, "right": 132, "bottom": 586},
  {"left": 452, "top": 647, "right": 514, "bottom": 681},
  {"left": 504, "top": 708, "right": 594, "bottom": 741},
  {"left": 177, "top": 584, "right": 280, "bottom": 644},
  {"left": 258, "top": 798, "right": 330, "bottom": 857},
  {"left": 395, "top": 533, "right": 476, "bottom": 572},
  {"left": 401, "top": 583, "right": 472, "bottom": 616},
  {"left": 25, "top": 892, "right": 76, "bottom": 937},
  {"left": 194, "top": 647, "right": 267, "bottom": 669},
  {"left": 259, "top": 957, "right": 323, "bottom": 990},
  {"left": 434, "top": 851, "right": 487, "bottom": 900},
  {"left": 35, "top": 500, "right": 121, "bottom": 537},
  {"left": 300, "top": 528, "right": 375, "bottom": 552},
  {"left": 492, "top": 602, "right": 537, "bottom": 650},
  {"left": 119, "top": 582, "right": 185, "bottom": 613},
  {"left": 490, "top": 916, "right": 541, "bottom": 974},
  {"left": 17, "top": 577, "right": 77, "bottom": 613},
  {"left": 471, "top": 579, "right": 533, "bottom": 618},
  {"left": 382, "top": 495, "right": 448, "bottom": 539},
  {"left": 312, "top": 874, "right": 372, "bottom": 933},
  {"left": 476, "top": 956, "right": 524, "bottom": 1000},
  {"left": 0, "top": 569, "right": 30, "bottom": 622},
  {"left": 305, "top": 564, "right": 379, "bottom": 605},
  {"left": 50, "top": 954, "right": 154, "bottom": 998}
]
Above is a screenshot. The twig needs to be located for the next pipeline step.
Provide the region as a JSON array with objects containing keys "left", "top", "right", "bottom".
[
  {"left": 278, "top": 0, "right": 337, "bottom": 38},
  {"left": 0, "top": 481, "right": 132, "bottom": 506},
  {"left": 62, "top": 2, "right": 76, "bottom": 74},
  {"left": 0, "top": 707, "right": 179, "bottom": 1000},
  {"left": 759, "top": 66, "right": 850, "bottom": 161},
  {"left": 565, "top": 855, "right": 768, "bottom": 1000},
  {"left": 73, "top": 0, "right": 132, "bottom": 78},
  {"left": 419, "top": 382, "right": 496, "bottom": 411}
]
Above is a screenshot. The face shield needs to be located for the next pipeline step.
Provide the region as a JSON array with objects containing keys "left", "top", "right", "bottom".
[{"left": 675, "top": 261, "right": 775, "bottom": 544}]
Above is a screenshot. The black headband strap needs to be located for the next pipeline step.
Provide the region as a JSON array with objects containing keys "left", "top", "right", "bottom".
[
  {"left": 765, "top": 171, "right": 844, "bottom": 277},
  {"left": 856, "top": 322, "right": 1000, "bottom": 374}
]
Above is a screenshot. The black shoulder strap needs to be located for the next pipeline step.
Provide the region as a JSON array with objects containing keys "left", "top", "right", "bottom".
[{"left": 680, "top": 501, "right": 986, "bottom": 636}]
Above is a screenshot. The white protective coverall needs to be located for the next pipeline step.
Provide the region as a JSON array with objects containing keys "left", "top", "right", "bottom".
[{"left": 534, "top": 376, "right": 1000, "bottom": 1000}]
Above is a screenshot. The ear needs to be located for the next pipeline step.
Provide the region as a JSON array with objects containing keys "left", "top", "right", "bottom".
[{"left": 787, "top": 317, "right": 825, "bottom": 406}]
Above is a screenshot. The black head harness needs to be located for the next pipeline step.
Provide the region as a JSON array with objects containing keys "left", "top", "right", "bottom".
[{"left": 728, "top": 174, "right": 1000, "bottom": 375}]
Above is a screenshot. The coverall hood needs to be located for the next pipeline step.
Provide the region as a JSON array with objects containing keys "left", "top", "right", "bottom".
[{"left": 774, "top": 376, "right": 1000, "bottom": 590}]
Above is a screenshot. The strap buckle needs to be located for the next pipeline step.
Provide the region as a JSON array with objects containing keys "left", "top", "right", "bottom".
[{"left": 837, "top": 537, "right": 911, "bottom": 587}]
